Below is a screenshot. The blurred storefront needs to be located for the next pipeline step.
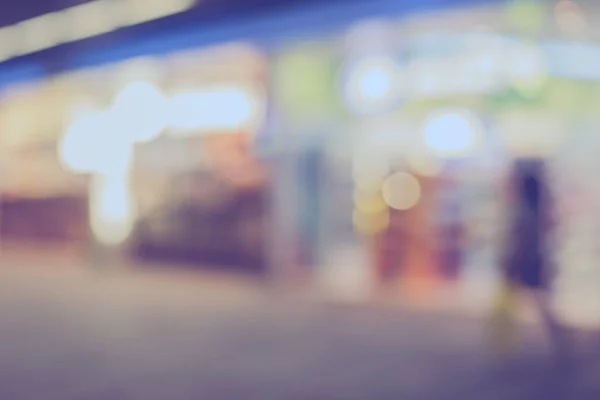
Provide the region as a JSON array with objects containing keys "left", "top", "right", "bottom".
[
  {"left": 125, "top": 44, "right": 270, "bottom": 272},
  {"left": 265, "top": 0, "right": 600, "bottom": 301},
  {"left": 0, "top": 42, "right": 271, "bottom": 271},
  {"left": 1, "top": 0, "right": 600, "bottom": 313}
]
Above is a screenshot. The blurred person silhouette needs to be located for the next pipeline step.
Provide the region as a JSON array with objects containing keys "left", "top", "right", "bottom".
[{"left": 491, "top": 158, "right": 571, "bottom": 361}]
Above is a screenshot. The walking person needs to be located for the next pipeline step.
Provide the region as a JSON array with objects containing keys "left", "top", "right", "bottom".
[{"left": 491, "top": 158, "right": 571, "bottom": 362}]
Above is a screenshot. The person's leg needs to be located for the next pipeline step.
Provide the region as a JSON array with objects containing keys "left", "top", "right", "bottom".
[
  {"left": 489, "top": 281, "right": 519, "bottom": 356},
  {"left": 530, "top": 289, "right": 572, "bottom": 361}
]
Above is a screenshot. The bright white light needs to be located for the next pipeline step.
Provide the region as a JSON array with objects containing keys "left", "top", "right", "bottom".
[
  {"left": 361, "top": 67, "right": 392, "bottom": 100},
  {"left": 112, "top": 81, "right": 168, "bottom": 143},
  {"left": 168, "top": 85, "right": 262, "bottom": 133},
  {"left": 59, "top": 108, "right": 112, "bottom": 173},
  {"left": 90, "top": 174, "right": 135, "bottom": 246},
  {"left": 60, "top": 100, "right": 142, "bottom": 247},
  {"left": 423, "top": 108, "right": 484, "bottom": 158},
  {"left": 382, "top": 172, "right": 421, "bottom": 211},
  {"left": 59, "top": 107, "right": 133, "bottom": 176},
  {"left": 342, "top": 56, "right": 399, "bottom": 114}
]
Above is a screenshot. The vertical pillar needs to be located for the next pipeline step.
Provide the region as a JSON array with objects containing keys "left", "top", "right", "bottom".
[{"left": 267, "top": 144, "right": 302, "bottom": 286}]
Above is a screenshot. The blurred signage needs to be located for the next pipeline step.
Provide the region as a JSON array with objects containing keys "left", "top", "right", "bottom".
[
  {"left": 542, "top": 41, "right": 600, "bottom": 80},
  {"left": 404, "top": 33, "right": 600, "bottom": 100},
  {"left": 400, "top": 34, "right": 545, "bottom": 98},
  {"left": 392, "top": 36, "right": 600, "bottom": 105}
]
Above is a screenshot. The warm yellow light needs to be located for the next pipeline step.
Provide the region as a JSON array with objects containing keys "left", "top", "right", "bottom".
[
  {"left": 353, "top": 208, "right": 390, "bottom": 235},
  {"left": 382, "top": 172, "right": 421, "bottom": 211},
  {"left": 354, "top": 191, "right": 388, "bottom": 214}
]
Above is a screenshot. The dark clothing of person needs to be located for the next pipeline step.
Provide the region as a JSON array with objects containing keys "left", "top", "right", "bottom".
[
  {"left": 496, "top": 159, "right": 571, "bottom": 360},
  {"left": 503, "top": 160, "right": 551, "bottom": 290}
]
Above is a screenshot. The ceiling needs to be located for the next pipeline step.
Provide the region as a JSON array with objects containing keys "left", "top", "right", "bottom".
[{"left": 0, "top": 0, "right": 95, "bottom": 27}]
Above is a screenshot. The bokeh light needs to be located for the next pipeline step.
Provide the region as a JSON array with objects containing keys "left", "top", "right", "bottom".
[
  {"left": 423, "top": 108, "right": 484, "bottom": 158},
  {"left": 353, "top": 207, "right": 390, "bottom": 235},
  {"left": 112, "top": 81, "right": 168, "bottom": 143},
  {"left": 168, "top": 85, "right": 264, "bottom": 134},
  {"left": 89, "top": 174, "right": 135, "bottom": 246},
  {"left": 381, "top": 172, "right": 421, "bottom": 211},
  {"left": 354, "top": 188, "right": 388, "bottom": 215},
  {"left": 59, "top": 107, "right": 116, "bottom": 174},
  {"left": 341, "top": 55, "right": 399, "bottom": 114}
]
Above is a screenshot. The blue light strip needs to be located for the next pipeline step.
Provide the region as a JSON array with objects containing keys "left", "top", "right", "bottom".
[
  {"left": 0, "top": 64, "right": 46, "bottom": 88},
  {"left": 68, "top": 0, "right": 503, "bottom": 69}
]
